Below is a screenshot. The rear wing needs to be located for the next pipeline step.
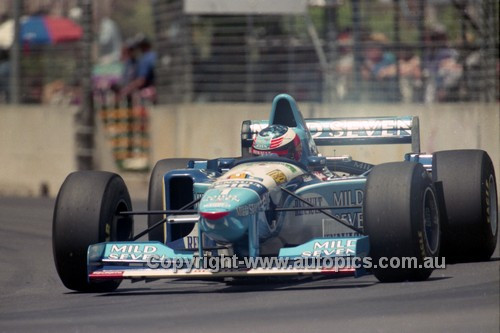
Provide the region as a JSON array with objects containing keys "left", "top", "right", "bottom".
[{"left": 241, "top": 116, "right": 420, "bottom": 154}]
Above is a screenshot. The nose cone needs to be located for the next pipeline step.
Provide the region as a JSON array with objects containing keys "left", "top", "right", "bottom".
[
  {"left": 199, "top": 188, "right": 261, "bottom": 244},
  {"left": 200, "top": 210, "right": 229, "bottom": 221}
]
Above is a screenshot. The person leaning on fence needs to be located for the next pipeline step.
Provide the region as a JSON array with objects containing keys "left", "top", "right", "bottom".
[
  {"left": 112, "top": 38, "right": 139, "bottom": 108},
  {"left": 361, "top": 32, "right": 399, "bottom": 102},
  {"left": 115, "top": 35, "right": 156, "bottom": 171},
  {"left": 119, "top": 36, "right": 157, "bottom": 104}
]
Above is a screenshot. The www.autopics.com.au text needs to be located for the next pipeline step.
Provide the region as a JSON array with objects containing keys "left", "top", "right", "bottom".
[{"left": 145, "top": 255, "right": 446, "bottom": 273}]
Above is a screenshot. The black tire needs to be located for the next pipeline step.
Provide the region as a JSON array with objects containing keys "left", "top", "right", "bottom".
[
  {"left": 148, "top": 158, "right": 202, "bottom": 242},
  {"left": 53, "top": 171, "right": 134, "bottom": 292},
  {"left": 364, "top": 162, "right": 440, "bottom": 282},
  {"left": 432, "top": 150, "right": 498, "bottom": 261}
]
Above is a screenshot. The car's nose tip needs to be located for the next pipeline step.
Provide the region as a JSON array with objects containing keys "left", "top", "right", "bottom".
[{"left": 199, "top": 210, "right": 230, "bottom": 220}]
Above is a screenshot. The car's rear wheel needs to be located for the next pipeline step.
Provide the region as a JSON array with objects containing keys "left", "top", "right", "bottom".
[
  {"left": 432, "top": 149, "right": 498, "bottom": 261},
  {"left": 148, "top": 158, "right": 202, "bottom": 242},
  {"left": 364, "top": 162, "right": 440, "bottom": 282},
  {"left": 53, "top": 171, "right": 133, "bottom": 292}
]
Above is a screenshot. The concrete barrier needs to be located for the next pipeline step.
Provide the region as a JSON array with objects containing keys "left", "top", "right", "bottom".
[
  {"left": 0, "top": 105, "right": 77, "bottom": 197},
  {"left": 1, "top": 102, "right": 499, "bottom": 200}
]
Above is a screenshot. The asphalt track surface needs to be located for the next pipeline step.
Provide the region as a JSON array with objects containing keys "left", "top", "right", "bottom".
[{"left": 0, "top": 196, "right": 498, "bottom": 333}]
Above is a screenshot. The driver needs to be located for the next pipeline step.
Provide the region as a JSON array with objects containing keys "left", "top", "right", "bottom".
[{"left": 251, "top": 124, "right": 302, "bottom": 162}]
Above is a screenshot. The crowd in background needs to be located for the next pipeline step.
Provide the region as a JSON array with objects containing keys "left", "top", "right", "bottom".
[{"left": 336, "top": 25, "right": 466, "bottom": 103}]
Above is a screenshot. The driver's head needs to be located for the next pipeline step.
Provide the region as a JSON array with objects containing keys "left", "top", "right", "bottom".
[{"left": 251, "top": 125, "right": 302, "bottom": 161}]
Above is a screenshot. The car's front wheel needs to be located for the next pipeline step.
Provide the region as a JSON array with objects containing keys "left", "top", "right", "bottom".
[
  {"left": 364, "top": 162, "right": 440, "bottom": 282},
  {"left": 53, "top": 171, "right": 133, "bottom": 292}
]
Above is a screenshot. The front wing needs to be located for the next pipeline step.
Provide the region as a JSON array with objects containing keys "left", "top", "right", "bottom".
[{"left": 88, "top": 236, "right": 369, "bottom": 282}]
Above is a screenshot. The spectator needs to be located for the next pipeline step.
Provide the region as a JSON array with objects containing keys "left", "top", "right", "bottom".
[
  {"left": 423, "top": 25, "right": 462, "bottom": 103},
  {"left": 335, "top": 28, "right": 354, "bottom": 101},
  {"left": 120, "top": 35, "right": 156, "bottom": 103},
  {"left": 112, "top": 38, "right": 139, "bottom": 108},
  {"left": 361, "top": 32, "right": 399, "bottom": 102},
  {"left": 397, "top": 45, "right": 422, "bottom": 103},
  {"left": 121, "top": 39, "right": 139, "bottom": 86}
]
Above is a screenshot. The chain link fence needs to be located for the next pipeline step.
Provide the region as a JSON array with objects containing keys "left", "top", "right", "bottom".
[
  {"left": 0, "top": 0, "right": 82, "bottom": 105},
  {"left": 153, "top": 0, "right": 498, "bottom": 104},
  {"left": 1, "top": 0, "right": 497, "bottom": 106}
]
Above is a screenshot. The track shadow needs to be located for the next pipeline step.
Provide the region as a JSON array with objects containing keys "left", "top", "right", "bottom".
[
  {"left": 95, "top": 276, "right": 376, "bottom": 297},
  {"left": 444, "top": 256, "right": 500, "bottom": 264}
]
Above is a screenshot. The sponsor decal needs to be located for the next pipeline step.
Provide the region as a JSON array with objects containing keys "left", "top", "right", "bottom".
[
  {"left": 203, "top": 202, "right": 231, "bottom": 208},
  {"left": 204, "top": 189, "right": 240, "bottom": 203},
  {"left": 308, "top": 118, "right": 412, "bottom": 138},
  {"left": 228, "top": 172, "right": 263, "bottom": 182},
  {"left": 333, "top": 189, "right": 364, "bottom": 207},
  {"left": 353, "top": 161, "right": 372, "bottom": 171},
  {"left": 214, "top": 180, "right": 265, "bottom": 192},
  {"left": 204, "top": 194, "right": 240, "bottom": 202},
  {"left": 108, "top": 244, "right": 158, "bottom": 261},
  {"left": 236, "top": 202, "right": 260, "bottom": 216},
  {"left": 301, "top": 239, "right": 357, "bottom": 257},
  {"left": 267, "top": 169, "right": 287, "bottom": 185},
  {"left": 185, "top": 236, "right": 198, "bottom": 249},
  {"left": 334, "top": 212, "right": 363, "bottom": 230},
  {"left": 293, "top": 196, "right": 325, "bottom": 216},
  {"left": 251, "top": 149, "right": 274, "bottom": 156},
  {"left": 283, "top": 163, "right": 297, "bottom": 173},
  {"left": 229, "top": 172, "right": 250, "bottom": 179},
  {"left": 236, "top": 193, "right": 270, "bottom": 216}
]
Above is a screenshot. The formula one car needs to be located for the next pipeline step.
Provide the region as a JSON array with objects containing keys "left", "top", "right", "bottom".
[{"left": 53, "top": 94, "right": 498, "bottom": 292}]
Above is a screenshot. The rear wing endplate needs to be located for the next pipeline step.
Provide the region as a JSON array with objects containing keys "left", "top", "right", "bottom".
[{"left": 241, "top": 116, "right": 420, "bottom": 154}]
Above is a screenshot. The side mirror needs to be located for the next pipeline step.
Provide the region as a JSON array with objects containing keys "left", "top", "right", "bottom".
[{"left": 307, "top": 156, "right": 326, "bottom": 171}]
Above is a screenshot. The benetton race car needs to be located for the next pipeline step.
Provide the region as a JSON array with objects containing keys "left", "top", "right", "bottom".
[{"left": 53, "top": 94, "right": 498, "bottom": 292}]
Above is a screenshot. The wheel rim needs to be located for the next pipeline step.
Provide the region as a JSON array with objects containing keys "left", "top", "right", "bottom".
[
  {"left": 423, "top": 187, "right": 440, "bottom": 255},
  {"left": 487, "top": 174, "right": 498, "bottom": 236},
  {"left": 109, "top": 200, "right": 132, "bottom": 241}
]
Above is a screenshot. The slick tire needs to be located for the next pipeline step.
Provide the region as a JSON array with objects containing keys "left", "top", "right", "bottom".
[
  {"left": 53, "top": 171, "right": 133, "bottom": 292},
  {"left": 432, "top": 150, "right": 498, "bottom": 261},
  {"left": 364, "top": 162, "right": 440, "bottom": 282},
  {"left": 148, "top": 158, "right": 202, "bottom": 242}
]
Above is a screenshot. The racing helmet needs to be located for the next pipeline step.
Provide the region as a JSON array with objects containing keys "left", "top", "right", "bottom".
[{"left": 251, "top": 124, "right": 302, "bottom": 161}]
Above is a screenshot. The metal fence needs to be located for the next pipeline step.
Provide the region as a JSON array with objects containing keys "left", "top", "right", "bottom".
[
  {"left": 0, "top": 0, "right": 82, "bottom": 105},
  {"left": 152, "top": 0, "right": 498, "bottom": 104},
  {"left": 1, "top": 42, "right": 82, "bottom": 105},
  {"left": 1, "top": 0, "right": 498, "bottom": 106}
]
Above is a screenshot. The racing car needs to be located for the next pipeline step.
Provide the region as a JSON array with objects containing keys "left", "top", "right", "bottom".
[{"left": 53, "top": 93, "right": 498, "bottom": 292}]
